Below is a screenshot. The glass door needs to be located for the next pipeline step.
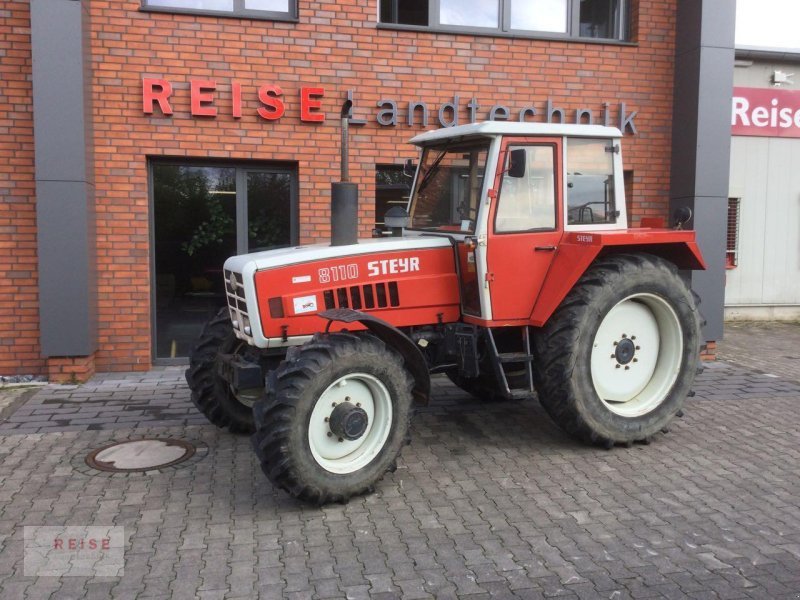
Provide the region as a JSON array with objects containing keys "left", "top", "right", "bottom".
[{"left": 152, "top": 163, "right": 295, "bottom": 360}]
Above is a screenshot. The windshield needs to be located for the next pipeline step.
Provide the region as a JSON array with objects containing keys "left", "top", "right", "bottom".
[{"left": 408, "top": 140, "right": 490, "bottom": 233}]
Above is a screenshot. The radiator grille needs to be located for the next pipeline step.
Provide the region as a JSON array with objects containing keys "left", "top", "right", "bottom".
[
  {"left": 224, "top": 269, "right": 253, "bottom": 341},
  {"left": 323, "top": 282, "right": 400, "bottom": 311}
]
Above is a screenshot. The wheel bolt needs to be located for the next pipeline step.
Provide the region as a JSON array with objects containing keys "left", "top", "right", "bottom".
[
  {"left": 331, "top": 402, "right": 336, "bottom": 407},
  {"left": 338, "top": 437, "right": 344, "bottom": 443},
  {"left": 633, "top": 358, "right": 638, "bottom": 363},
  {"left": 345, "top": 396, "right": 351, "bottom": 401},
  {"left": 621, "top": 334, "right": 627, "bottom": 338},
  {"left": 635, "top": 346, "right": 641, "bottom": 350},
  {"left": 624, "top": 366, "right": 630, "bottom": 370},
  {"left": 324, "top": 417, "right": 329, "bottom": 422},
  {"left": 615, "top": 364, "right": 621, "bottom": 369},
  {"left": 631, "top": 336, "right": 636, "bottom": 340},
  {"left": 610, "top": 354, "right": 615, "bottom": 359},
  {"left": 613, "top": 341, "right": 618, "bottom": 346},
  {"left": 356, "top": 403, "right": 361, "bottom": 407},
  {"left": 327, "top": 432, "right": 332, "bottom": 437}
]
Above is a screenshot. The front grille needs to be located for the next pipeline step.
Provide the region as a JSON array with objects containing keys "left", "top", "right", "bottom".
[
  {"left": 224, "top": 269, "right": 253, "bottom": 341},
  {"left": 323, "top": 282, "right": 400, "bottom": 311}
]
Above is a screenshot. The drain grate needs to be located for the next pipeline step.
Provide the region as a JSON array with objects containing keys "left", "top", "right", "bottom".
[{"left": 77, "top": 438, "right": 206, "bottom": 476}]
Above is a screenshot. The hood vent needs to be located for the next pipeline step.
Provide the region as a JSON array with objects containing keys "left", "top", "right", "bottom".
[{"left": 323, "top": 282, "right": 400, "bottom": 311}]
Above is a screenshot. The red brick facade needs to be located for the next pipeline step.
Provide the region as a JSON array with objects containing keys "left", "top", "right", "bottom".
[
  {"left": 1, "top": 0, "right": 680, "bottom": 376},
  {"left": 0, "top": 2, "right": 42, "bottom": 375}
]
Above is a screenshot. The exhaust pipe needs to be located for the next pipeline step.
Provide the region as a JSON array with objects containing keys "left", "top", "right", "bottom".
[{"left": 331, "top": 99, "right": 358, "bottom": 246}]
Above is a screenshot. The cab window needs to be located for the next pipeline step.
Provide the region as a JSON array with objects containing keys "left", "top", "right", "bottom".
[
  {"left": 495, "top": 145, "right": 557, "bottom": 233},
  {"left": 566, "top": 138, "right": 617, "bottom": 225}
]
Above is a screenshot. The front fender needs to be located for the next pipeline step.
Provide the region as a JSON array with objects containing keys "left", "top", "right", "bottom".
[{"left": 319, "top": 308, "right": 431, "bottom": 405}]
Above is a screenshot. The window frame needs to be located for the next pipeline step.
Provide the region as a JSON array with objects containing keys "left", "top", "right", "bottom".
[
  {"left": 140, "top": 0, "right": 298, "bottom": 23},
  {"left": 378, "top": 0, "right": 631, "bottom": 43}
]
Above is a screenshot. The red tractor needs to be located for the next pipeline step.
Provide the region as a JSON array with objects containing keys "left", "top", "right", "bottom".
[{"left": 186, "top": 121, "right": 705, "bottom": 504}]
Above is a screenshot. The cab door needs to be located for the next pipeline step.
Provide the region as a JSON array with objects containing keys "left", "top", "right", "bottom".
[{"left": 486, "top": 138, "right": 563, "bottom": 321}]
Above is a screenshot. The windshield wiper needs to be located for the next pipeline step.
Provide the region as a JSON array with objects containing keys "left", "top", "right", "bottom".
[{"left": 415, "top": 145, "right": 450, "bottom": 194}]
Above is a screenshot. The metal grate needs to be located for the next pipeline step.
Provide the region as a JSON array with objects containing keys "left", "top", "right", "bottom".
[
  {"left": 323, "top": 282, "right": 401, "bottom": 311},
  {"left": 224, "top": 269, "right": 253, "bottom": 341},
  {"left": 726, "top": 198, "right": 740, "bottom": 269}
]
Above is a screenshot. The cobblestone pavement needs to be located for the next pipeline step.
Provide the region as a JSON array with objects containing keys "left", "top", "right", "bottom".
[
  {"left": 0, "top": 327, "right": 798, "bottom": 598},
  {"left": 717, "top": 321, "right": 800, "bottom": 383}
]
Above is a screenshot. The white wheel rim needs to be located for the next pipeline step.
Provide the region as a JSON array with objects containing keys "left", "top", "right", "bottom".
[
  {"left": 308, "top": 373, "right": 393, "bottom": 474},
  {"left": 590, "top": 293, "right": 683, "bottom": 418}
]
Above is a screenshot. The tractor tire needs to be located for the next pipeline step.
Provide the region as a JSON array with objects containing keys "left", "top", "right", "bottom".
[
  {"left": 251, "top": 332, "right": 414, "bottom": 504},
  {"left": 532, "top": 253, "right": 700, "bottom": 447},
  {"left": 185, "top": 307, "right": 257, "bottom": 434}
]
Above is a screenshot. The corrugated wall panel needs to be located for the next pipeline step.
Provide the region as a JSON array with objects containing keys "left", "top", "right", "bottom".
[{"left": 726, "top": 136, "right": 800, "bottom": 306}]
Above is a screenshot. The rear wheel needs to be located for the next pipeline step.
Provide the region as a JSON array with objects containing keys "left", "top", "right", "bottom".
[
  {"left": 185, "top": 307, "right": 259, "bottom": 434},
  {"left": 533, "top": 254, "right": 700, "bottom": 446},
  {"left": 251, "top": 332, "right": 414, "bottom": 504}
]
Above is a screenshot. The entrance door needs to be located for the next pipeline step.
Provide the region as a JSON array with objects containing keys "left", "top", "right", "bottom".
[
  {"left": 487, "top": 140, "right": 562, "bottom": 321},
  {"left": 152, "top": 163, "right": 296, "bottom": 360}
]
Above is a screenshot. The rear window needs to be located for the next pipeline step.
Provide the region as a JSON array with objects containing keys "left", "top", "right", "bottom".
[{"left": 566, "top": 138, "right": 617, "bottom": 225}]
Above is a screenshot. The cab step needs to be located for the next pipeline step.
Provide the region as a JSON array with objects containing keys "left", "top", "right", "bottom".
[
  {"left": 486, "top": 327, "right": 536, "bottom": 399},
  {"left": 498, "top": 353, "right": 535, "bottom": 364}
]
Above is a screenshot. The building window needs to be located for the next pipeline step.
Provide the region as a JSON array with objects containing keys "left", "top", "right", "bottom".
[
  {"left": 375, "top": 166, "right": 412, "bottom": 232},
  {"left": 151, "top": 162, "right": 296, "bottom": 361},
  {"left": 379, "top": 0, "right": 629, "bottom": 41},
  {"left": 141, "top": 0, "right": 296, "bottom": 20},
  {"left": 379, "top": 0, "right": 429, "bottom": 26},
  {"left": 727, "top": 197, "right": 740, "bottom": 269}
]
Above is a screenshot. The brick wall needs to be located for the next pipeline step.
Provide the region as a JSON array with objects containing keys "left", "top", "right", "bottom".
[
  {"left": 2, "top": 0, "right": 679, "bottom": 374},
  {"left": 0, "top": 1, "right": 42, "bottom": 375}
]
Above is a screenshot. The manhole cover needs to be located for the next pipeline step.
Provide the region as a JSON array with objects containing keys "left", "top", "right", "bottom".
[{"left": 85, "top": 438, "right": 195, "bottom": 473}]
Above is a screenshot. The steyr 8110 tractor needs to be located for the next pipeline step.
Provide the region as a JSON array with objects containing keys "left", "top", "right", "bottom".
[{"left": 186, "top": 121, "right": 705, "bottom": 504}]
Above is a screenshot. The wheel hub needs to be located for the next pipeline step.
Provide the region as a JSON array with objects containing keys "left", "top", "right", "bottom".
[
  {"left": 329, "top": 402, "right": 369, "bottom": 441},
  {"left": 614, "top": 338, "right": 636, "bottom": 365}
]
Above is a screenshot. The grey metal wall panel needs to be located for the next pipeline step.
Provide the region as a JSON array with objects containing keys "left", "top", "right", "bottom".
[
  {"left": 670, "top": 0, "right": 736, "bottom": 342},
  {"left": 36, "top": 181, "right": 96, "bottom": 356},
  {"left": 30, "top": 0, "right": 87, "bottom": 182},
  {"left": 31, "top": 0, "right": 97, "bottom": 358}
]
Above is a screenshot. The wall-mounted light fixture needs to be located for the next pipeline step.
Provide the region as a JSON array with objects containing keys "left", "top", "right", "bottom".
[{"left": 772, "top": 70, "right": 794, "bottom": 86}]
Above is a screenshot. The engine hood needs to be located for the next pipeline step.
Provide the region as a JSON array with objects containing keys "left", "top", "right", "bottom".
[
  {"left": 223, "top": 235, "right": 461, "bottom": 348},
  {"left": 224, "top": 235, "right": 454, "bottom": 273}
]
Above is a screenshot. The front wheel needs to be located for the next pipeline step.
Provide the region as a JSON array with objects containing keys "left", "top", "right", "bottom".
[
  {"left": 533, "top": 253, "right": 700, "bottom": 446},
  {"left": 251, "top": 332, "right": 414, "bottom": 504},
  {"left": 185, "top": 307, "right": 259, "bottom": 434}
]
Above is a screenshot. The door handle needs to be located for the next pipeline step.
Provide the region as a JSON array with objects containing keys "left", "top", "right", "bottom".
[{"left": 534, "top": 245, "right": 556, "bottom": 252}]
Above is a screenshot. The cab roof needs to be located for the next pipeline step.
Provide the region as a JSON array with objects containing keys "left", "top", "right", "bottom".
[{"left": 409, "top": 121, "right": 623, "bottom": 146}]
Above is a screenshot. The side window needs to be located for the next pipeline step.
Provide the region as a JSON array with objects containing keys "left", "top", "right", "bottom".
[
  {"left": 495, "top": 145, "right": 556, "bottom": 233},
  {"left": 566, "top": 138, "right": 617, "bottom": 225}
]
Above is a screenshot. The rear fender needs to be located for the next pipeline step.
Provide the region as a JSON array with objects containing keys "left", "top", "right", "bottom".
[
  {"left": 530, "top": 233, "right": 706, "bottom": 327},
  {"left": 320, "top": 309, "right": 431, "bottom": 405}
]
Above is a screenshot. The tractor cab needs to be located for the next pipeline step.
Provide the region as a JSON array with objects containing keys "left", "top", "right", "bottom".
[{"left": 406, "top": 122, "right": 627, "bottom": 323}]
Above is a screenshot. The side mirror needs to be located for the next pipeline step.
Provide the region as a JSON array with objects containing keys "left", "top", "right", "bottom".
[
  {"left": 508, "top": 148, "right": 526, "bottom": 178},
  {"left": 403, "top": 158, "right": 416, "bottom": 179}
]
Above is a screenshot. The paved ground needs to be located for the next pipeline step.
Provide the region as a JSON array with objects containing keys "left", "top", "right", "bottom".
[{"left": 0, "top": 323, "right": 799, "bottom": 599}]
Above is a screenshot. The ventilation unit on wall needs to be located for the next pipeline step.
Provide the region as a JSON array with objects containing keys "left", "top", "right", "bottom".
[{"left": 726, "top": 198, "right": 740, "bottom": 269}]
